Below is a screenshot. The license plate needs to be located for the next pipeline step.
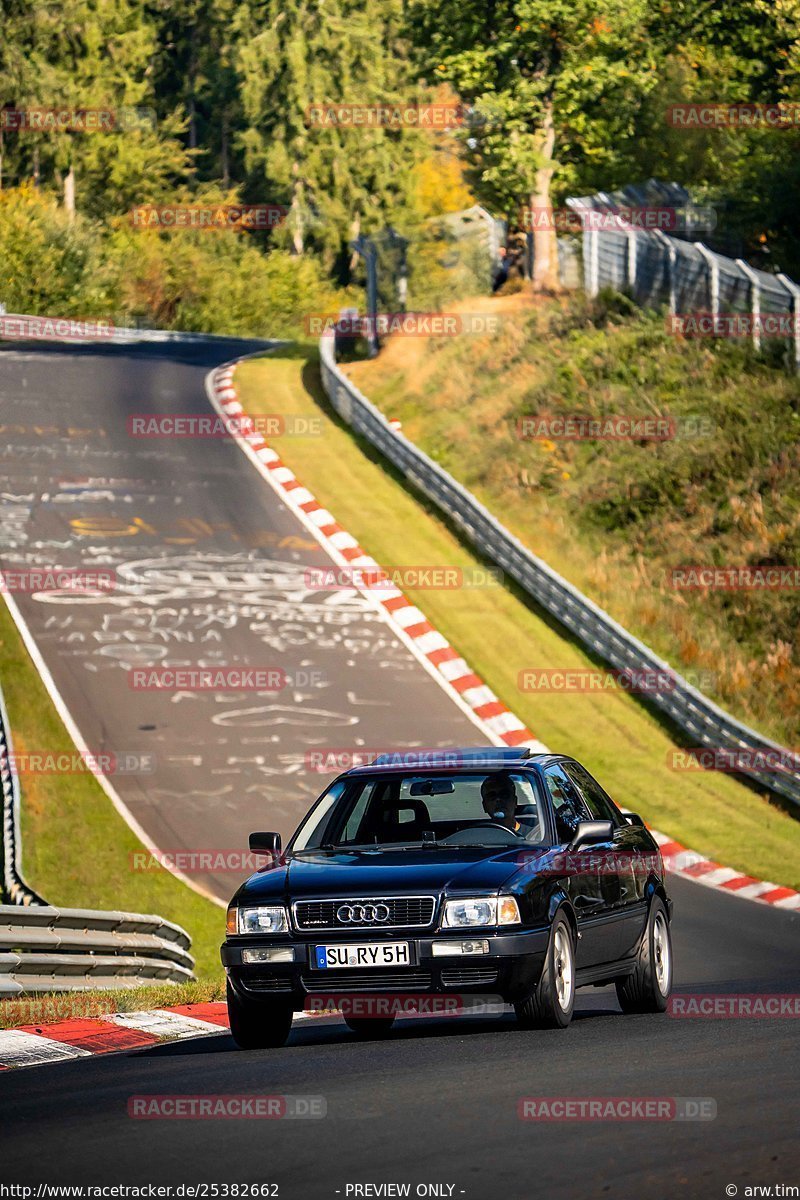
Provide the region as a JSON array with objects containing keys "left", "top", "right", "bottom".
[{"left": 313, "top": 942, "right": 410, "bottom": 969}]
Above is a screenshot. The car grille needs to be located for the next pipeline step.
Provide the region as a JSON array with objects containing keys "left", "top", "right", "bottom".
[
  {"left": 440, "top": 967, "right": 499, "bottom": 987},
  {"left": 301, "top": 970, "right": 432, "bottom": 992},
  {"left": 293, "top": 896, "right": 436, "bottom": 931},
  {"left": 240, "top": 975, "right": 294, "bottom": 994}
]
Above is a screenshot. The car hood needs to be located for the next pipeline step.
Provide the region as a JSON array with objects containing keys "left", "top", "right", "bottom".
[{"left": 234, "top": 846, "right": 543, "bottom": 903}]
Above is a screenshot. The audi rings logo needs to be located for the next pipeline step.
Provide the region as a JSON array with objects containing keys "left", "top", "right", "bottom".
[{"left": 336, "top": 903, "right": 391, "bottom": 924}]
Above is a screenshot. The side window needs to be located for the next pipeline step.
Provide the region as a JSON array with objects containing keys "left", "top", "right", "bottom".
[
  {"left": 543, "top": 763, "right": 590, "bottom": 841},
  {"left": 564, "top": 763, "right": 622, "bottom": 828}
]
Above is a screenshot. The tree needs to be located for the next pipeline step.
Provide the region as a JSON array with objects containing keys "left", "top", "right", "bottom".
[
  {"left": 407, "top": 0, "right": 658, "bottom": 289},
  {"left": 0, "top": 0, "right": 193, "bottom": 216},
  {"left": 235, "top": 0, "right": 421, "bottom": 271}
]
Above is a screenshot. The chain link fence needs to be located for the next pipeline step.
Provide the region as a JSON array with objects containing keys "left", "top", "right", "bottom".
[{"left": 565, "top": 180, "right": 800, "bottom": 370}]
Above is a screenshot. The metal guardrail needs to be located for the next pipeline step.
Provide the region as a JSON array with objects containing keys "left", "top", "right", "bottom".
[
  {"left": 0, "top": 673, "right": 196, "bottom": 989},
  {"left": 319, "top": 334, "right": 800, "bottom": 809},
  {"left": 0, "top": 680, "right": 45, "bottom": 906},
  {"left": 0, "top": 904, "right": 194, "bottom": 995}
]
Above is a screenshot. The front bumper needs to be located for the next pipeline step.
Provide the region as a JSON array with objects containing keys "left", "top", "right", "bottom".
[{"left": 222, "top": 927, "right": 550, "bottom": 1010}]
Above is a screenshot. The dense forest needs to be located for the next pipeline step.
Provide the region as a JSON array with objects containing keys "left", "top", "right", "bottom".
[{"left": 1, "top": 0, "right": 799, "bottom": 333}]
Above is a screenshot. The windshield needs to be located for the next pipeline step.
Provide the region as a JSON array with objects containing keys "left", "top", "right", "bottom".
[{"left": 290, "top": 771, "right": 545, "bottom": 851}]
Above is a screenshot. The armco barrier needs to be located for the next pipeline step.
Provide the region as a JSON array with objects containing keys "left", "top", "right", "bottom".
[
  {"left": 1, "top": 679, "right": 45, "bottom": 906},
  {"left": 0, "top": 905, "right": 194, "bottom": 994},
  {"left": 1, "top": 672, "right": 195, "bottom": 989},
  {"left": 319, "top": 333, "right": 800, "bottom": 809}
]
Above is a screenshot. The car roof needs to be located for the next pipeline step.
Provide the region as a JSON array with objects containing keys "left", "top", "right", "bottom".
[{"left": 342, "top": 747, "right": 570, "bottom": 776}]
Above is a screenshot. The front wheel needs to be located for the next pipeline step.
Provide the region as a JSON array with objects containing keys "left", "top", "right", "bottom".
[
  {"left": 227, "top": 981, "right": 293, "bottom": 1049},
  {"left": 515, "top": 910, "right": 575, "bottom": 1029},
  {"left": 343, "top": 1015, "right": 395, "bottom": 1037},
  {"left": 615, "top": 896, "right": 672, "bottom": 1014}
]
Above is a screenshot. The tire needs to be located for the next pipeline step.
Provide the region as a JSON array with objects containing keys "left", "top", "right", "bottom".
[
  {"left": 615, "top": 896, "right": 672, "bottom": 1014},
  {"left": 226, "top": 981, "right": 293, "bottom": 1049},
  {"left": 343, "top": 1015, "right": 395, "bottom": 1037},
  {"left": 515, "top": 910, "right": 575, "bottom": 1029}
]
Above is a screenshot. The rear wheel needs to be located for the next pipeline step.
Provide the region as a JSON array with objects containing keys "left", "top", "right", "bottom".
[
  {"left": 227, "top": 981, "right": 293, "bottom": 1049},
  {"left": 343, "top": 1015, "right": 395, "bottom": 1037},
  {"left": 515, "top": 911, "right": 575, "bottom": 1029},
  {"left": 615, "top": 896, "right": 672, "bottom": 1014}
]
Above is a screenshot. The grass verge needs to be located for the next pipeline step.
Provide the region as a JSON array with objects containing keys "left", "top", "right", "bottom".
[
  {"left": 236, "top": 345, "right": 800, "bottom": 891},
  {"left": 0, "top": 979, "right": 226, "bottom": 1030},
  {"left": 0, "top": 599, "right": 224, "bottom": 980},
  {"left": 346, "top": 291, "right": 800, "bottom": 749}
]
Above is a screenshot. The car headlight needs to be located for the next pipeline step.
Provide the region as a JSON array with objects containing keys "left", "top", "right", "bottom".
[
  {"left": 230, "top": 905, "right": 289, "bottom": 935},
  {"left": 442, "top": 896, "right": 521, "bottom": 928}
]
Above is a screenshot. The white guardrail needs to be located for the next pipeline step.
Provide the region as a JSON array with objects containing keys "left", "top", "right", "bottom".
[
  {"left": 319, "top": 333, "right": 800, "bottom": 810},
  {"left": 0, "top": 905, "right": 194, "bottom": 996},
  {"left": 1, "top": 677, "right": 194, "bottom": 991}
]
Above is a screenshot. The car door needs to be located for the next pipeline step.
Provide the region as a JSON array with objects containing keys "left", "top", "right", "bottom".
[
  {"left": 541, "top": 761, "right": 610, "bottom": 968},
  {"left": 563, "top": 761, "right": 647, "bottom": 961}
]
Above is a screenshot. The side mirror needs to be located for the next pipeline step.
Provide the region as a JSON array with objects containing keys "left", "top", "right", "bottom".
[
  {"left": 249, "top": 831, "right": 282, "bottom": 857},
  {"left": 568, "top": 820, "right": 614, "bottom": 852},
  {"left": 624, "top": 812, "right": 645, "bottom": 827}
]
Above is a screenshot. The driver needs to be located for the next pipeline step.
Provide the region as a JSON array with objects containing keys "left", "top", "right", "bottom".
[{"left": 481, "top": 772, "right": 521, "bottom": 832}]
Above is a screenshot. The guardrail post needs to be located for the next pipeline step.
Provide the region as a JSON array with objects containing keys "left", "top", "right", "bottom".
[
  {"left": 626, "top": 231, "right": 637, "bottom": 293},
  {"left": 736, "top": 259, "right": 762, "bottom": 351},
  {"left": 695, "top": 243, "right": 719, "bottom": 317},
  {"left": 585, "top": 226, "right": 599, "bottom": 297},
  {"left": 777, "top": 273, "right": 800, "bottom": 373},
  {"left": 652, "top": 230, "right": 677, "bottom": 314}
]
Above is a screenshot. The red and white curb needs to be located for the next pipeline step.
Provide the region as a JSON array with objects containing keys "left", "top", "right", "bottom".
[
  {"left": 0, "top": 1003, "right": 231, "bottom": 1070},
  {"left": 205, "top": 363, "right": 542, "bottom": 752},
  {"left": 205, "top": 360, "right": 800, "bottom": 918}
]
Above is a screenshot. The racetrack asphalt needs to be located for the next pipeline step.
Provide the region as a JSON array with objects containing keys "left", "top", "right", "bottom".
[
  {"left": 1, "top": 794, "right": 798, "bottom": 1197},
  {"left": 0, "top": 339, "right": 482, "bottom": 899},
  {"left": 0, "top": 338, "right": 798, "bottom": 1198}
]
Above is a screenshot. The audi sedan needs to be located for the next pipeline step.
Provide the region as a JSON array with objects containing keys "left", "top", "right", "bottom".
[{"left": 221, "top": 748, "right": 673, "bottom": 1048}]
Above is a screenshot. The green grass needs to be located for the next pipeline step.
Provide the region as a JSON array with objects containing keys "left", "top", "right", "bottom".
[
  {"left": 236, "top": 345, "right": 800, "bottom": 891},
  {"left": 346, "top": 290, "right": 800, "bottom": 749},
  {"left": 0, "top": 979, "right": 226, "bottom": 1030},
  {"left": 0, "top": 599, "right": 225, "bottom": 980}
]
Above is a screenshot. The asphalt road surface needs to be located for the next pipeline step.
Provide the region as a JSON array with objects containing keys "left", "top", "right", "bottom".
[
  {"left": 1, "top": 877, "right": 799, "bottom": 1198},
  {"left": 0, "top": 338, "right": 481, "bottom": 898},
  {"left": 1, "top": 337, "right": 798, "bottom": 1198}
]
